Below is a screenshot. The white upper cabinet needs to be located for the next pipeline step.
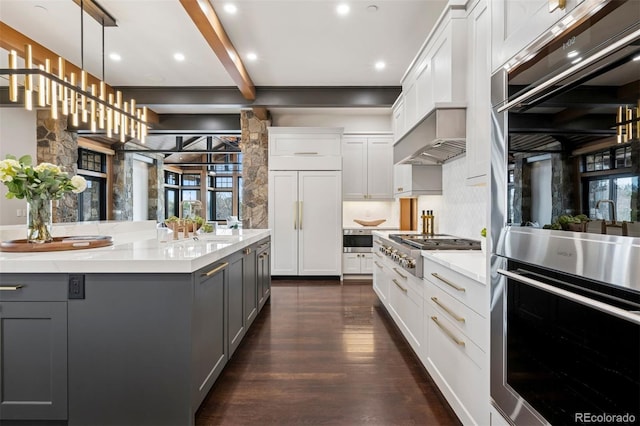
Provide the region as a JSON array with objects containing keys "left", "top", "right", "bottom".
[
  {"left": 491, "top": 0, "right": 585, "bottom": 72},
  {"left": 342, "top": 135, "right": 394, "bottom": 201},
  {"left": 395, "top": 5, "right": 468, "bottom": 142},
  {"left": 394, "top": 164, "right": 443, "bottom": 198},
  {"left": 392, "top": 95, "right": 405, "bottom": 140},
  {"left": 465, "top": 0, "right": 490, "bottom": 184},
  {"left": 268, "top": 127, "right": 343, "bottom": 170}
]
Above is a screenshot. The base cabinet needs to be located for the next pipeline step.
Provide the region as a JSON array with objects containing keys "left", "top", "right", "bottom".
[
  {"left": 0, "top": 297, "right": 68, "bottom": 421},
  {"left": 342, "top": 253, "right": 373, "bottom": 275},
  {"left": 0, "top": 237, "right": 271, "bottom": 425},
  {"left": 257, "top": 241, "right": 271, "bottom": 310}
]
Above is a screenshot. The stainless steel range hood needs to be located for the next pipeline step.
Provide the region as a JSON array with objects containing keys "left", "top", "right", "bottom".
[{"left": 393, "top": 106, "right": 466, "bottom": 165}]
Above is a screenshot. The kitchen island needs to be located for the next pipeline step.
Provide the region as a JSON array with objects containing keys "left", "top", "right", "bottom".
[{"left": 0, "top": 223, "right": 271, "bottom": 426}]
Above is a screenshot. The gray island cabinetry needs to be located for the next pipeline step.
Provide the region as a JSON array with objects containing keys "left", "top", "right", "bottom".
[{"left": 0, "top": 232, "right": 270, "bottom": 426}]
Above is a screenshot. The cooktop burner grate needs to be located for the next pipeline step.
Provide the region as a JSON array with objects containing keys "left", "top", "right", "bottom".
[{"left": 389, "top": 234, "right": 481, "bottom": 250}]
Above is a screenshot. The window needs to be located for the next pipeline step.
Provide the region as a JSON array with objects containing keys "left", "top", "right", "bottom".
[
  {"left": 165, "top": 188, "right": 179, "bottom": 218},
  {"left": 78, "top": 176, "right": 106, "bottom": 221},
  {"left": 165, "top": 171, "right": 178, "bottom": 186},
  {"left": 182, "top": 174, "right": 201, "bottom": 186},
  {"left": 78, "top": 149, "right": 106, "bottom": 173},
  {"left": 582, "top": 145, "right": 638, "bottom": 222},
  {"left": 77, "top": 148, "right": 107, "bottom": 221}
]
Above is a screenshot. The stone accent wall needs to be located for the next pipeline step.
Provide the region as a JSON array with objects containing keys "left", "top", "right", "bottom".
[
  {"left": 36, "top": 111, "right": 78, "bottom": 223},
  {"left": 240, "top": 110, "right": 270, "bottom": 229},
  {"left": 148, "top": 157, "right": 165, "bottom": 221},
  {"left": 112, "top": 148, "right": 134, "bottom": 221},
  {"left": 551, "top": 153, "right": 576, "bottom": 220}
]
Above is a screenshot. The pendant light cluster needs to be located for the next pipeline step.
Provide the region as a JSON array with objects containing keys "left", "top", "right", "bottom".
[
  {"left": 4, "top": 0, "right": 147, "bottom": 143},
  {"left": 616, "top": 102, "right": 640, "bottom": 144},
  {"left": 6, "top": 46, "right": 147, "bottom": 144}
]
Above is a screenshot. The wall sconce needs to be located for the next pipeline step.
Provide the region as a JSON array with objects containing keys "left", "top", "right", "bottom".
[{"left": 2, "top": 46, "right": 148, "bottom": 144}]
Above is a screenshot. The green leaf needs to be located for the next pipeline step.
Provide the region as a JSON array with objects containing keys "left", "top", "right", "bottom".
[{"left": 18, "top": 155, "right": 32, "bottom": 166}]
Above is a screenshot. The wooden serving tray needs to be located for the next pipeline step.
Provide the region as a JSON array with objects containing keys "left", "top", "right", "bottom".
[{"left": 0, "top": 235, "right": 113, "bottom": 252}]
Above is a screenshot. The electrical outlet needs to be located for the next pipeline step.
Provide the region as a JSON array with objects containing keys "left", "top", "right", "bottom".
[{"left": 68, "top": 274, "right": 85, "bottom": 299}]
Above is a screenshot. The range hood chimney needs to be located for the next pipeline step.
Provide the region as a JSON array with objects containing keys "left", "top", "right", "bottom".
[{"left": 393, "top": 107, "right": 466, "bottom": 165}]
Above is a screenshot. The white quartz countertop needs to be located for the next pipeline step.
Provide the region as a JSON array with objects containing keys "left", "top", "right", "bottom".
[
  {"left": 0, "top": 221, "right": 270, "bottom": 274},
  {"left": 422, "top": 251, "right": 487, "bottom": 283}
]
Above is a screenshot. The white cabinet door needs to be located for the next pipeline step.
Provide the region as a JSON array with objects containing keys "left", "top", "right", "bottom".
[
  {"left": 404, "top": 82, "right": 417, "bottom": 131},
  {"left": 342, "top": 137, "right": 368, "bottom": 200},
  {"left": 466, "top": 0, "right": 490, "bottom": 184},
  {"left": 298, "top": 171, "right": 342, "bottom": 275},
  {"left": 367, "top": 137, "right": 393, "bottom": 200},
  {"left": 342, "top": 253, "right": 362, "bottom": 274},
  {"left": 392, "top": 96, "right": 405, "bottom": 142},
  {"left": 394, "top": 164, "right": 443, "bottom": 197},
  {"left": 268, "top": 171, "right": 298, "bottom": 276},
  {"left": 360, "top": 253, "right": 374, "bottom": 274},
  {"left": 415, "top": 54, "right": 433, "bottom": 120}
]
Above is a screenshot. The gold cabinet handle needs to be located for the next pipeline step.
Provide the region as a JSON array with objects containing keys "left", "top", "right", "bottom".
[
  {"left": 374, "top": 261, "right": 383, "bottom": 268},
  {"left": 392, "top": 279, "right": 407, "bottom": 293},
  {"left": 243, "top": 247, "right": 252, "bottom": 255},
  {"left": 375, "top": 252, "right": 383, "bottom": 258},
  {"left": 0, "top": 285, "right": 24, "bottom": 291},
  {"left": 397, "top": 187, "right": 403, "bottom": 192},
  {"left": 294, "top": 201, "right": 298, "bottom": 230},
  {"left": 431, "top": 273, "right": 465, "bottom": 292},
  {"left": 293, "top": 152, "right": 318, "bottom": 155},
  {"left": 431, "top": 297, "right": 465, "bottom": 323},
  {"left": 393, "top": 267, "right": 407, "bottom": 279},
  {"left": 202, "top": 262, "right": 229, "bottom": 277},
  {"left": 431, "top": 316, "right": 465, "bottom": 346}
]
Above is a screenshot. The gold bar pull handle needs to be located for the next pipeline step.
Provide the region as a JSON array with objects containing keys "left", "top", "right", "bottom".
[
  {"left": 431, "top": 297, "right": 465, "bottom": 323},
  {"left": 392, "top": 279, "right": 407, "bottom": 293},
  {"left": 393, "top": 267, "right": 407, "bottom": 279},
  {"left": 431, "top": 273, "right": 466, "bottom": 292},
  {"left": 375, "top": 252, "right": 383, "bottom": 258},
  {"left": 431, "top": 316, "right": 465, "bottom": 346},
  {"left": 201, "top": 262, "right": 229, "bottom": 277},
  {"left": 374, "top": 261, "right": 383, "bottom": 268},
  {"left": 298, "top": 201, "right": 303, "bottom": 230},
  {"left": 0, "top": 285, "right": 24, "bottom": 291}
]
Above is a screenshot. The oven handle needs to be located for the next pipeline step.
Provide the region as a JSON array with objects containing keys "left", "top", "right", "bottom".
[
  {"left": 497, "top": 269, "right": 640, "bottom": 325},
  {"left": 497, "top": 28, "right": 640, "bottom": 113}
]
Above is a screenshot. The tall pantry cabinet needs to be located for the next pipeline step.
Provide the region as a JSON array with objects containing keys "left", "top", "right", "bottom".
[{"left": 268, "top": 127, "right": 343, "bottom": 276}]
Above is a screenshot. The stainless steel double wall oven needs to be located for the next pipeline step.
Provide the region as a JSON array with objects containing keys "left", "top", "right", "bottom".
[{"left": 490, "top": 1, "right": 640, "bottom": 425}]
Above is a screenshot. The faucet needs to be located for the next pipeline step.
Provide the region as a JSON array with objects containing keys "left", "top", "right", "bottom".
[{"left": 595, "top": 200, "right": 616, "bottom": 224}]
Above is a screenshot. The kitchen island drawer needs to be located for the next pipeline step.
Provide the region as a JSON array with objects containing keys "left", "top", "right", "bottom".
[
  {"left": 423, "top": 257, "right": 486, "bottom": 317},
  {"left": 425, "top": 280, "right": 486, "bottom": 351},
  {"left": 0, "top": 274, "right": 69, "bottom": 301},
  {"left": 426, "top": 305, "right": 487, "bottom": 425}
]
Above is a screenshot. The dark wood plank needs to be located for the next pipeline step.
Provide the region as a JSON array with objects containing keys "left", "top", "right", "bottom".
[{"left": 196, "top": 280, "right": 460, "bottom": 425}]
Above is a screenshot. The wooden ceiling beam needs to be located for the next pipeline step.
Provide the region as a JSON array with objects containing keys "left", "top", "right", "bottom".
[
  {"left": 0, "top": 22, "right": 159, "bottom": 125},
  {"left": 252, "top": 107, "right": 270, "bottom": 121},
  {"left": 179, "top": 0, "right": 256, "bottom": 101}
]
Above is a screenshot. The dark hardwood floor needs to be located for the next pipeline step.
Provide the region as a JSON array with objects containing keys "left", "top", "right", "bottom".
[{"left": 195, "top": 279, "right": 461, "bottom": 426}]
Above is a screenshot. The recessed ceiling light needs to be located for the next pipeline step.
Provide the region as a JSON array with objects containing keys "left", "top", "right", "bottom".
[
  {"left": 567, "top": 50, "right": 579, "bottom": 58},
  {"left": 337, "top": 3, "right": 350, "bottom": 16},
  {"left": 571, "top": 57, "right": 583, "bottom": 64},
  {"left": 224, "top": 3, "right": 237, "bottom": 14},
  {"left": 173, "top": 53, "right": 185, "bottom": 62},
  {"left": 375, "top": 61, "right": 386, "bottom": 70},
  {"left": 246, "top": 52, "right": 258, "bottom": 61},
  {"left": 109, "top": 53, "right": 121, "bottom": 61}
]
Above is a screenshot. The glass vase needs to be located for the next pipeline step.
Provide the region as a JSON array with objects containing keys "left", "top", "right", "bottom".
[{"left": 27, "top": 198, "right": 53, "bottom": 243}]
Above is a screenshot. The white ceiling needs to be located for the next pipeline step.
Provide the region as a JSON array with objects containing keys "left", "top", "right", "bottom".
[{"left": 0, "top": 0, "right": 447, "bottom": 112}]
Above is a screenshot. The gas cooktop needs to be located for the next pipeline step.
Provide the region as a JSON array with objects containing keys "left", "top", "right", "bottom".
[{"left": 389, "top": 234, "right": 481, "bottom": 250}]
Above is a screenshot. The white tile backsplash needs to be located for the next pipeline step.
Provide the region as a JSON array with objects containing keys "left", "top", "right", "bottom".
[{"left": 419, "top": 155, "right": 487, "bottom": 240}]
